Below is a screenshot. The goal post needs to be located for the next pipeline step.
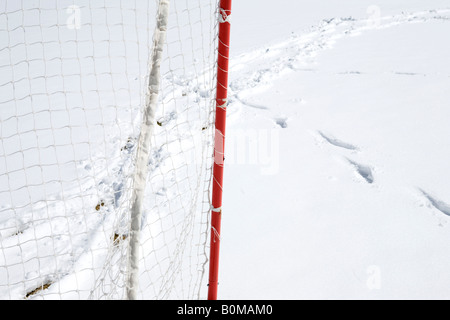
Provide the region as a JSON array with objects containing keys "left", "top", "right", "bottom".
[
  {"left": 0, "top": 0, "right": 230, "bottom": 300},
  {"left": 208, "top": 0, "right": 233, "bottom": 301}
]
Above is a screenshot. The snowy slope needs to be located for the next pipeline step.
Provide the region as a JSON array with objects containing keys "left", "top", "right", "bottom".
[{"left": 220, "top": 2, "right": 450, "bottom": 299}]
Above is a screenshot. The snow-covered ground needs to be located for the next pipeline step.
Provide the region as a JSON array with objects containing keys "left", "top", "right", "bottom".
[
  {"left": 2, "top": 0, "right": 450, "bottom": 300},
  {"left": 220, "top": 1, "right": 450, "bottom": 299}
]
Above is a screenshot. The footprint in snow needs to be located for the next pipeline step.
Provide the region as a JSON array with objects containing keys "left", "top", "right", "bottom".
[
  {"left": 419, "top": 189, "right": 450, "bottom": 217},
  {"left": 347, "top": 159, "right": 374, "bottom": 184},
  {"left": 275, "top": 117, "right": 288, "bottom": 129},
  {"left": 318, "top": 131, "right": 359, "bottom": 151}
]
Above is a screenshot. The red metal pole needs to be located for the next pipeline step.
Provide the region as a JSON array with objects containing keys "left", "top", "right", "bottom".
[{"left": 208, "top": 0, "right": 232, "bottom": 301}]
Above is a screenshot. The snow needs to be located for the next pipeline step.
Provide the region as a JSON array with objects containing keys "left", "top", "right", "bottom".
[
  {"left": 1, "top": 0, "right": 450, "bottom": 299},
  {"left": 220, "top": 1, "right": 450, "bottom": 299}
]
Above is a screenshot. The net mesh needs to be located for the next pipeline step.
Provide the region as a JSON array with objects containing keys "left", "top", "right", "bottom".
[{"left": 0, "top": 0, "right": 218, "bottom": 300}]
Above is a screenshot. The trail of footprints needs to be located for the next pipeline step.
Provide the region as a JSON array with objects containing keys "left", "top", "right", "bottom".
[
  {"left": 318, "top": 130, "right": 450, "bottom": 221},
  {"left": 228, "top": 9, "right": 450, "bottom": 218}
]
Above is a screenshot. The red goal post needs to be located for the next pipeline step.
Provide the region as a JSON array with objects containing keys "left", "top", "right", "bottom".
[{"left": 208, "top": 0, "right": 233, "bottom": 301}]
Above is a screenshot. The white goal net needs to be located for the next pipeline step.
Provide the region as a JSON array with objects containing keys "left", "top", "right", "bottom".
[{"left": 0, "top": 0, "right": 219, "bottom": 300}]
